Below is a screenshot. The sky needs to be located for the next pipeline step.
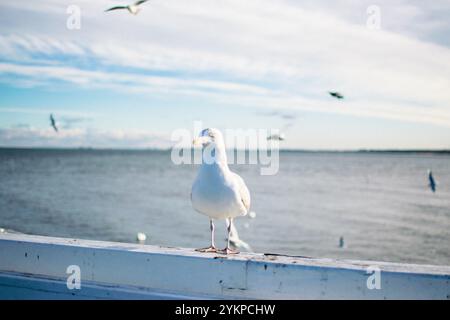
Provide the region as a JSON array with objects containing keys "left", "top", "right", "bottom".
[{"left": 0, "top": 0, "right": 450, "bottom": 150}]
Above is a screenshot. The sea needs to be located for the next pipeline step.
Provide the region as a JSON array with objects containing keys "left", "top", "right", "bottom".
[{"left": 0, "top": 148, "right": 449, "bottom": 266}]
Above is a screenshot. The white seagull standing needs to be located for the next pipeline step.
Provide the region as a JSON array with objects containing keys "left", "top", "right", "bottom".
[
  {"left": 191, "top": 128, "right": 251, "bottom": 255},
  {"left": 105, "top": 0, "right": 149, "bottom": 15}
]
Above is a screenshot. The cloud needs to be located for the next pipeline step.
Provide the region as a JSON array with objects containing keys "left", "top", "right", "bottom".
[
  {"left": 257, "top": 110, "right": 299, "bottom": 120},
  {"left": 0, "top": 0, "right": 450, "bottom": 129},
  {"left": 59, "top": 116, "right": 92, "bottom": 129},
  {"left": 0, "top": 62, "right": 270, "bottom": 96},
  {"left": 0, "top": 126, "right": 172, "bottom": 149},
  {"left": 256, "top": 110, "right": 301, "bottom": 131}
]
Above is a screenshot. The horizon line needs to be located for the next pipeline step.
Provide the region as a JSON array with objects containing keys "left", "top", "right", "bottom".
[{"left": 1, "top": 146, "right": 449, "bottom": 154}]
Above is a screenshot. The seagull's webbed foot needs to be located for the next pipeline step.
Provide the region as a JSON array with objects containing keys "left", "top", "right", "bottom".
[
  {"left": 195, "top": 246, "right": 218, "bottom": 253},
  {"left": 218, "top": 247, "right": 240, "bottom": 255}
]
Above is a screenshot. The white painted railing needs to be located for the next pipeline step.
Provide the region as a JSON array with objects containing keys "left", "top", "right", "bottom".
[{"left": 0, "top": 233, "right": 449, "bottom": 299}]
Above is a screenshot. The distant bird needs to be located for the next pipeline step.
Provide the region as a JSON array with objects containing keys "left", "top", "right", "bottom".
[
  {"left": 50, "top": 114, "right": 58, "bottom": 132},
  {"left": 136, "top": 232, "right": 147, "bottom": 243},
  {"left": 226, "top": 219, "right": 252, "bottom": 252},
  {"left": 329, "top": 91, "right": 344, "bottom": 99},
  {"left": 105, "top": 0, "right": 149, "bottom": 15},
  {"left": 267, "top": 133, "right": 285, "bottom": 141},
  {"left": 428, "top": 170, "right": 436, "bottom": 193},
  {"left": 191, "top": 128, "right": 251, "bottom": 255}
]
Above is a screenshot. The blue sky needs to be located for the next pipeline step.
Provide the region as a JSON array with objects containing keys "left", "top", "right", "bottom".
[{"left": 1, "top": 0, "right": 450, "bottom": 149}]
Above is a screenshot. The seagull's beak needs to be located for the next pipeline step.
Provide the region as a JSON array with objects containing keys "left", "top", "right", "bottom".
[{"left": 192, "top": 136, "right": 209, "bottom": 146}]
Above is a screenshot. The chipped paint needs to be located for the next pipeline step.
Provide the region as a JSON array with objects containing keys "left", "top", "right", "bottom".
[{"left": 0, "top": 233, "right": 449, "bottom": 299}]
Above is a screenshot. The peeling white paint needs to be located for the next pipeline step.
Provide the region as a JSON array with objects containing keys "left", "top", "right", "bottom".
[{"left": 0, "top": 233, "right": 449, "bottom": 299}]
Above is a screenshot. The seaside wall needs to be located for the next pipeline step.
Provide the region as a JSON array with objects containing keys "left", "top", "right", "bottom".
[{"left": 0, "top": 233, "right": 449, "bottom": 299}]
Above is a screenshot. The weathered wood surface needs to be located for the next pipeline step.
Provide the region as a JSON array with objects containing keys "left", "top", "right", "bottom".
[{"left": 0, "top": 233, "right": 449, "bottom": 299}]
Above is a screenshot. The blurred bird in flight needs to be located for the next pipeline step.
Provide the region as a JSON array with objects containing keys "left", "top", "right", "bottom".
[
  {"left": 105, "top": 0, "right": 149, "bottom": 15},
  {"left": 428, "top": 170, "right": 436, "bottom": 193},
  {"left": 329, "top": 91, "right": 344, "bottom": 99},
  {"left": 49, "top": 114, "right": 58, "bottom": 132},
  {"left": 339, "top": 236, "right": 345, "bottom": 248},
  {"left": 267, "top": 133, "right": 286, "bottom": 141}
]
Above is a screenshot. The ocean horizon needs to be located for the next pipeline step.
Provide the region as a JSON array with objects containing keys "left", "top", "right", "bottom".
[{"left": 1, "top": 146, "right": 450, "bottom": 153}]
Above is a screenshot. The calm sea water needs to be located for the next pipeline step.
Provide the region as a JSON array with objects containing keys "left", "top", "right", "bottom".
[{"left": 0, "top": 148, "right": 449, "bottom": 265}]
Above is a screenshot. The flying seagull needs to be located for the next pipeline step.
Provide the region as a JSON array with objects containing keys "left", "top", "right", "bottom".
[
  {"left": 267, "top": 133, "right": 285, "bottom": 141},
  {"left": 428, "top": 170, "right": 436, "bottom": 193},
  {"left": 105, "top": 0, "right": 149, "bottom": 15},
  {"left": 339, "top": 236, "right": 345, "bottom": 248},
  {"left": 329, "top": 91, "right": 344, "bottom": 99},
  {"left": 191, "top": 128, "right": 251, "bottom": 255},
  {"left": 50, "top": 114, "right": 58, "bottom": 132}
]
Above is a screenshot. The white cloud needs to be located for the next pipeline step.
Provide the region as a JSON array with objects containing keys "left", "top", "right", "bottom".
[
  {"left": 0, "top": 0, "right": 450, "bottom": 129},
  {"left": 0, "top": 107, "right": 96, "bottom": 118},
  {"left": 0, "top": 61, "right": 271, "bottom": 97},
  {"left": 0, "top": 126, "right": 172, "bottom": 149}
]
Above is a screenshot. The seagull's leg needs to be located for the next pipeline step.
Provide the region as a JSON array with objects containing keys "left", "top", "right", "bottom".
[
  {"left": 195, "top": 219, "right": 217, "bottom": 253},
  {"left": 219, "top": 218, "right": 239, "bottom": 255}
]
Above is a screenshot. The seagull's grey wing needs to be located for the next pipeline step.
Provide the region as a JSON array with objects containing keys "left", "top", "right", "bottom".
[
  {"left": 105, "top": 6, "right": 128, "bottom": 12},
  {"left": 134, "top": 0, "right": 149, "bottom": 5},
  {"left": 232, "top": 173, "right": 251, "bottom": 212}
]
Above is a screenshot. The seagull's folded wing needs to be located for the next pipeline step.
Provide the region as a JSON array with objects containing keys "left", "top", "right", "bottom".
[{"left": 232, "top": 173, "right": 251, "bottom": 213}]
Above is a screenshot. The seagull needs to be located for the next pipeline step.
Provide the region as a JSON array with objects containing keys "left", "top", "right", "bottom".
[
  {"left": 329, "top": 91, "right": 344, "bottom": 99},
  {"left": 428, "top": 170, "right": 436, "bottom": 193},
  {"left": 50, "top": 114, "right": 58, "bottom": 132},
  {"left": 267, "top": 133, "right": 285, "bottom": 141},
  {"left": 226, "top": 219, "right": 252, "bottom": 252},
  {"left": 105, "top": 0, "right": 149, "bottom": 15},
  {"left": 191, "top": 128, "right": 251, "bottom": 255},
  {"left": 339, "top": 236, "right": 345, "bottom": 248}
]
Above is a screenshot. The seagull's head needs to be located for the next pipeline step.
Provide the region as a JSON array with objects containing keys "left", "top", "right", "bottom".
[{"left": 192, "top": 128, "right": 224, "bottom": 148}]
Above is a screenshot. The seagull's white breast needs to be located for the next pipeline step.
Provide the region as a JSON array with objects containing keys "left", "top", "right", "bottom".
[{"left": 191, "top": 163, "right": 248, "bottom": 220}]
